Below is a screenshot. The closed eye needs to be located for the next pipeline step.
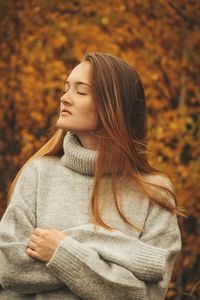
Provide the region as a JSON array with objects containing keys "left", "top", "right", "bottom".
[
  {"left": 62, "top": 88, "right": 87, "bottom": 96},
  {"left": 77, "top": 92, "right": 87, "bottom": 95}
]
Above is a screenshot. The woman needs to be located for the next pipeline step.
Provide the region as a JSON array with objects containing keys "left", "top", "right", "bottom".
[{"left": 0, "top": 52, "right": 182, "bottom": 299}]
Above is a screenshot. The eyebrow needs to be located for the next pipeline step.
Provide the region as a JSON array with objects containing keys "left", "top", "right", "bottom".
[{"left": 65, "top": 80, "right": 91, "bottom": 87}]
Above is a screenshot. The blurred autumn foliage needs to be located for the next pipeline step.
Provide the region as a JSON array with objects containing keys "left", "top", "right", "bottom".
[{"left": 0, "top": 0, "right": 199, "bottom": 298}]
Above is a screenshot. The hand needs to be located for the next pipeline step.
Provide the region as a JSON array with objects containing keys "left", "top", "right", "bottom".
[{"left": 26, "top": 228, "right": 66, "bottom": 262}]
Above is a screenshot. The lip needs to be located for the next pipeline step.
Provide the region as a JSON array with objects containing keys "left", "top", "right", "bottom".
[
  {"left": 61, "top": 111, "right": 71, "bottom": 116},
  {"left": 61, "top": 108, "right": 72, "bottom": 115}
]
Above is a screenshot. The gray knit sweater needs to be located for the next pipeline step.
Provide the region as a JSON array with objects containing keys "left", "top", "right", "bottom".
[{"left": 0, "top": 132, "right": 181, "bottom": 300}]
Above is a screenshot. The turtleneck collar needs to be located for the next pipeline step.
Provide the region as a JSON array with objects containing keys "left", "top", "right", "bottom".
[{"left": 60, "top": 131, "right": 97, "bottom": 176}]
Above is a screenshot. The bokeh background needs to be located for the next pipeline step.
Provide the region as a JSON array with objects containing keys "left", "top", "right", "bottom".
[{"left": 0, "top": 0, "right": 200, "bottom": 298}]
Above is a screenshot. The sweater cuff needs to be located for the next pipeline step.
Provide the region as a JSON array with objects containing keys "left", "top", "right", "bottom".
[
  {"left": 133, "top": 242, "right": 168, "bottom": 281},
  {"left": 46, "top": 236, "right": 95, "bottom": 283}
]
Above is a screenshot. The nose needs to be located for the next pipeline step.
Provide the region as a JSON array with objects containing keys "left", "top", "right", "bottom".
[{"left": 60, "top": 92, "right": 72, "bottom": 105}]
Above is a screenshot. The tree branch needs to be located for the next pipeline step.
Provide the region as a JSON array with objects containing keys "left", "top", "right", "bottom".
[{"left": 168, "top": 1, "right": 199, "bottom": 29}]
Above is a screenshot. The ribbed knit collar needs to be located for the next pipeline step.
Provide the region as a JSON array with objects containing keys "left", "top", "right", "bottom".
[{"left": 61, "top": 131, "right": 97, "bottom": 176}]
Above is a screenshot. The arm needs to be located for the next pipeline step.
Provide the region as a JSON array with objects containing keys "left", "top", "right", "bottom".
[
  {"left": 0, "top": 162, "right": 64, "bottom": 293},
  {"left": 46, "top": 177, "right": 181, "bottom": 300},
  {"left": 138, "top": 177, "right": 182, "bottom": 299},
  {"left": 47, "top": 235, "right": 148, "bottom": 300}
]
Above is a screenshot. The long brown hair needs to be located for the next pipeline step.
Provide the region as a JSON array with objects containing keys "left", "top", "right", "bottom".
[{"left": 7, "top": 52, "right": 185, "bottom": 230}]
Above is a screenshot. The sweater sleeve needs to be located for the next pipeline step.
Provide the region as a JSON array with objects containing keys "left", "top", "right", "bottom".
[
  {"left": 0, "top": 162, "right": 64, "bottom": 294},
  {"left": 46, "top": 177, "right": 182, "bottom": 300}
]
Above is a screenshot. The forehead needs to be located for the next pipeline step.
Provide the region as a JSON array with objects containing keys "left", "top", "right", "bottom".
[{"left": 67, "top": 61, "right": 91, "bottom": 82}]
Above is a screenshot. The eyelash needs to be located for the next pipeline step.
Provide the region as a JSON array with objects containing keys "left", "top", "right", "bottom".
[
  {"left": 62, "top": 90, "right": 87, "bottom": 96},
  {"left": 77, "top": 92, "right": 87, "bottom": 95}
]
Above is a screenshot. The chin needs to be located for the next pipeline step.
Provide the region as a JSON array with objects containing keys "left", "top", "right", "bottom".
[
  {"left": 56, "top": 120, "right": 76, "bottom": 132},
  {"left": 56, "top": 118, "right": 68, "bottom": 129}
]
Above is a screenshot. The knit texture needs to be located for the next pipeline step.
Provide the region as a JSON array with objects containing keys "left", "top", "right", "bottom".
[{"left": 0, "top": 131, "right": 182, "bottom": 299}]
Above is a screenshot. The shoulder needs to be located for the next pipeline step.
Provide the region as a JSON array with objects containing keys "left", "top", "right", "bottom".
[
  {"left": 15, "top": 156, "right": 61, "bottom": 186},
  {"left": 23, "top": 156, "right": 61, "bottom": 173},
  {"left": 140, "top": 172, "right": 176, "bottom": 208},
  {"left": 30, "top": 155, "right": 60, "bottom": 167},
  {"left": 141, "top": 173, "right": 174, "bottom": 192}
]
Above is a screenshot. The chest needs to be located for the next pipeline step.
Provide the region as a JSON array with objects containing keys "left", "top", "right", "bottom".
[
  {"left": 36, "top": 172, "right": 93, "bottom": 230},
  {"left": 35, "top": 170, "right": 149, "bottom": 237}
]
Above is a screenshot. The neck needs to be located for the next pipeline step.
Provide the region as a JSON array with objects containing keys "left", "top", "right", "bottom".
[
  {"left": 61, "top": 131, "right": 97, "bottom": 176},
  {"left": 73, "top": 131, "right": 99, "bottom": 150}
]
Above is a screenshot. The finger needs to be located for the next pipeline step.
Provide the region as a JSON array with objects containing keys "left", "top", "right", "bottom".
[
  {"left": 33, "top": 228, "right": 49, "bottom": 236},
  {"left": 30, "top": 234, "right": 39, "bottom": 243},
  {"left": 33, "top": 228, "right": 44, "bottom": 236},
  {"left": 27, "top": 241, "right": 37, "bottom": 251},
  {"left": 26, "top": 247, "right": 42, "bottom": 261}
]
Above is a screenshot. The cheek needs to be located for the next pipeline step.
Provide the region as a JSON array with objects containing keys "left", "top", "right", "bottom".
[
  {"left": 80, "top": 102, "right": 98, "bottom": 126},
  {"left": 79, "top": 99, "right": 97, "bottom": 116}
]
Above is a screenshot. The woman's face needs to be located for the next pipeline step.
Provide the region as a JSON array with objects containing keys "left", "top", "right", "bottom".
[{"left": 57, "top": 61, "right": 98, "bottom": 134}]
